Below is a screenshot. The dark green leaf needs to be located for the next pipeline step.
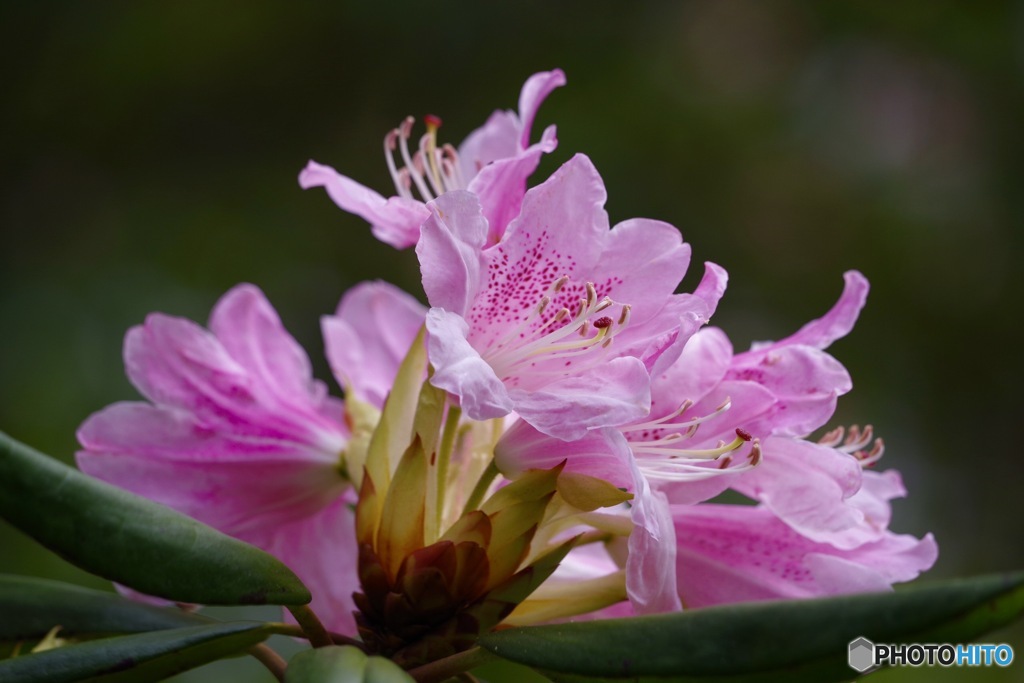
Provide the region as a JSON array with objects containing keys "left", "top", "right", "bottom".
[
  {"left": 0, "top": 431, "right": 310, "bottom": 606},
  {"left": 285, "top": 646, "right": 414, "bottom": 683},
  {"left": 478, "top": 571, "right": 1024, "bottom": 682},
  {"left": 0, "top": 622, "right": 276, "bottom": 683},
  {"left": 0, "top": 574, "right": 205, "bottom": 641}
]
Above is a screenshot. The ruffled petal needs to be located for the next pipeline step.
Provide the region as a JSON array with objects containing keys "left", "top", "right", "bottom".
[
  {"left": 509, "top": 357, "right": 651, "bottom": 441},
  {"left": 457, "top": 111, "right": 520, "bottom": 181},
  {"left": 425, "top": 308, "right": 513, "bottom": 420},
  {"left": 210, "top": 285, "right": 335, "bottom": 424},
  {"left": 418, "top": 191, "right": 488, "bottom": 315},
  {"left": 122, "top": 287, "right": 344, "bottom": 451},
  {"left": 730, "top": 437, "right": 876, "bottom": 550},
  {"left": 728, "top": 345, "right": 852, "bottom": 437},
  {"left": 750, "top": 271, "right": 869, "bottom": 352},
  {"left": 243, "top": 496, "right": 361, "bottom": 635},
  {"left": 467, "top": 129, "right": 558, "bottom": 245},
  {"left": 597, "top": 219, "right": 691, "bottom": 324},
  {"left": 673, "top": 503, "right": 935, "bottom": 607},
  {"left": 77, "top": 405, "right": 345, "bottom": 534},
  {"left": 322, "top": 281, "right": 426, "bottom": 408},
  {"left": 516, "top": 69, "right": 567, "bottom": 149},
  {"left": 495, "top": 423, "right": 633, "bottom": 490},
  {"left": 626, "top": 465, "right": 682, "bottom": 613},
  {"left": 299, "top": 160, "right": 429, "bottom": 249}
]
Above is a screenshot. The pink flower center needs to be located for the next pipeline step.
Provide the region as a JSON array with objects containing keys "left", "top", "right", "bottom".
[
  {"left": 620, "top": 400, "right": 762, "bottom": 482},
  {"left": 384, "top": 115, "right": 465, "bottom": 202},
  {"left": 481, "top": 276, "right": 632, "bottom": 385}
]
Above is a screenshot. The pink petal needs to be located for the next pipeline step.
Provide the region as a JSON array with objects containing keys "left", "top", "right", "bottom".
[
  {"left": 322, "top": 281, "right": 426, "bottom": 408},
  {"left": 425, "top": 308, "right": 513, "bottom": 420},
  {"left": 516, "top": 69, "right": 567, "bottom": 149},
  {"left": 730, "top": 437, "right": 875, "bottom": 550},
  {"left": 626, "top": 470, "right": 682, "bottom": 613},
  {"left": 244, "top": 496, "right": 361, "bottom": 635},
  {"left": 467, "top": 128, "right": 558, "bottom": 245},
  {"left": 509, "top": 357, "right": 651, "bottom": 440},
  {"left": 650, "top": 327, "right": 733, "bottom": 419},
  {"left": 77, "top": 408, "right": 345, "bottom": 534},
  {"left": 673, "top": 503, "right": 935, "bottom": 607},
  {"left": 457, "top": 110, "right": 520, "bottom": 182},
  {"left": 122, "top": 289, "right": 344, "bottom": 450},
  {"left": 693, "top": 262, "right": 729, "bottom": 320},
  {"left": 727, "top": 345, "right": 851, "bottom": 437},
  {"left": 597, "top": 218, "right": 692, "bottom": 325},
  {"left": 750, "top": 271, "right": 869, "bottom": 352},
  {"left": 466, "top": 154, "right": 610, "bottom": 349},
  {"left": 495, "top": 423, "right": 634, "bottom": 490},
  {"left": 299, "top": 160, "right": 429, "bottom": 249},
  {"left": 417, "top": 191, "right": 489, "bottom": 315},
  {"left": 210, "top": 285, "right": 332, "bottom": 420}
]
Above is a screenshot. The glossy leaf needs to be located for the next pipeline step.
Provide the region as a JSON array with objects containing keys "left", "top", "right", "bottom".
[
  {"left": 0, "top": 431, "right": 310, "bottom": 606},
  {"left": 0, "top": 622, "right": 276, "bottom": 683},
  {"left": 478, "top": 571, "right": 1024, "bottom": 682},
  {"left": 285, "top": 645, "right": 414, "bottom": 683},
  {"left": 0, "top": 575, "right": 204, "bottom": 641}
]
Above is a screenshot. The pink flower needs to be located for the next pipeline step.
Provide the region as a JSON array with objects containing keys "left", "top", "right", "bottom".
[
  {"left": 420, "top": 153, "right": 722, "bottom": 441},
  {"left": 299, "top": 69, "right": 566, "bottom": 249},
  {"left": 494, "top": 270, "right": 935, "bottom": 614},
  {"left": 76, "top": 284, "right": 357, "bottom": 633},
  {"left": 672, "top": 460, "right": 938, "bottom": 607}
]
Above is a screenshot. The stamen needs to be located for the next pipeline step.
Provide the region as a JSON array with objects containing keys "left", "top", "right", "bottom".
[
  {"left": 631, "top": 431, "right": 749, "bottom": 460},
  {"left": 381, "top": 114, "right": 466, "bottom": 202},
  {"left": 423, "top": 115, "right": 444, "bottom": 192},
  {"left": 398, "top": 117, "right": 435, "bottom": 201},
  {"left": 818, "top": 424, "right": 884, "bottom": 468},
  {"left": 482, "top": 280, "right": 632, "bottom": 380},
  {"left": 636, "top": 438, "right": 762, "bottom": 482},
  {"left": 442, "top": 144, "right": 465, "bottom": 188},
  {"left": 384, "top": 129, "right": 411, "bottom": 199}
]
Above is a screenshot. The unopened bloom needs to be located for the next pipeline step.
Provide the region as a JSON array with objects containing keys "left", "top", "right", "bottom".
[
  {"left": 347, "top": 338, "right": 632, "bottom": 666},
  {"left": 300, "top": 69, "right": 566, "bottom": 249},
  {"left": 420, "top": 153, "right": 722, "bottom": 441}
]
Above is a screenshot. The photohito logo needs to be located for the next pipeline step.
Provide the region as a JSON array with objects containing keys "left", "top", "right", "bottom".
[{"left": 848, "top": 637, "right": 1014, "bottom": 672}]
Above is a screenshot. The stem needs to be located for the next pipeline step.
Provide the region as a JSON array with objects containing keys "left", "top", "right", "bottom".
[
  {"left": 461, "top": 460, "right": 499, "bottom": 516},
  {"left": 407, "top": 647, "right": 497, "bottom": 683},
  {"left": 287, "top": 604, "right": 333, "bottom": 648},
  {"left": 266, "top": 623, "right": 365, "bottom": 649},
  {"left": 248, "top": 643, "right": 287, "bottom": 682},
  {"left": 435, "top": 405, "right": 461, "bottom": 531}
]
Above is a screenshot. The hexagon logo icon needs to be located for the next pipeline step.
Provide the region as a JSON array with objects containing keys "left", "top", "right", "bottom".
[{"left": 848, "top": 637, "right": 875, "bottom": 673}]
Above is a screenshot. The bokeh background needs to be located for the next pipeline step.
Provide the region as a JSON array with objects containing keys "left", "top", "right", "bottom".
[{"left": 2, "top": 2, "right": 1022, "bottom": 681}]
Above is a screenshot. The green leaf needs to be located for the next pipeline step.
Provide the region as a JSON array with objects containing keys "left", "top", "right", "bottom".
[
  {"left": 0, "top": 575, "right": 205, "bottom": 641},
  {"left": 0, "top": 622, "right": 276, "bottom": 683},
  {"left": 285, "top": 645, "right": 414, "bottom": 683},
  {"left": 0, "top": 431, "right": 310, "bottom": 606},
  {"left": 478, "top": 571, "right": 1024, "bottom": 682}
]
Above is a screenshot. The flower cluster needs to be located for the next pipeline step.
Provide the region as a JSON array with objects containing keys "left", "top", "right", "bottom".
[{"left": 77, "top": 70, "right": 936, "bottom": 662}]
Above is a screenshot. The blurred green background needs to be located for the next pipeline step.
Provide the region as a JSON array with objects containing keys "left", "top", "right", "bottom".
[{"left": 1, "top": 2, "right": 1022, "bottom": 681}]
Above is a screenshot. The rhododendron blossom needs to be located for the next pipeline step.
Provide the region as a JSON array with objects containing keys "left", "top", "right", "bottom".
[
  {"left": 76, "top": 283, "right": 417, "bottom": 633},
  {"left": 66, "top": 68, "right": 938, "bottom": 674},
  {"left": 300, "top": 69, "right": 566, "bottom": 249},
  {"left": 420, "top": 153, "right": 722, "bottom": 441},
  {"left": 494, "top": 270, "right": 935, "bottom": 614}
]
